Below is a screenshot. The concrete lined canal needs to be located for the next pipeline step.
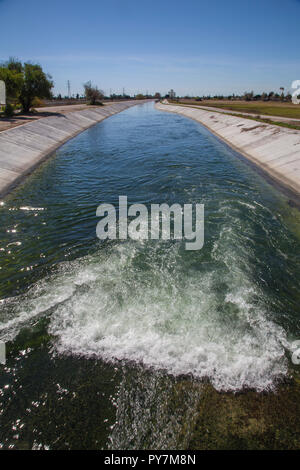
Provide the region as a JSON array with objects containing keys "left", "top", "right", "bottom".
[{"left": 1, "top": 102, "right": 300, "bottom": 449}]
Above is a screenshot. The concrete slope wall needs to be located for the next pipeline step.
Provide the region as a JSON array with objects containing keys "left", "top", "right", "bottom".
[
  {"left": 0, "top": 101, "right": 146, "bottom": 197},
  {"left": 156, "top": 102, "right": 300, "bottom": 198}
]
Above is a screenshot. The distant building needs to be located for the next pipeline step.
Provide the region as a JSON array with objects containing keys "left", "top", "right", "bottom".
[{"left": 168, "top": 89, "right": 176, "bottom": 99}]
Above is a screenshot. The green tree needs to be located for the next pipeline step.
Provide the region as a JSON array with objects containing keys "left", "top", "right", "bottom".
[
  {"left": 0, "top": 58, "right": 23, "bottom": 102},
  {"left": 6, "top": 57, "right": 23, "bottom": 73},
  {"left": 0, "top": 59, "right": 53, "bottom": 112},
  {"left": 19, "top": 63, "right": 53, "bottom": 112}
]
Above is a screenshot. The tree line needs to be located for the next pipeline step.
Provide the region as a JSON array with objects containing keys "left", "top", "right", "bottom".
[
  {"left": 173, "top": 90, "right": 297, "bottom": 102},
  {"left": 0, "top": 58, "right": 157, "bottom": 117}
]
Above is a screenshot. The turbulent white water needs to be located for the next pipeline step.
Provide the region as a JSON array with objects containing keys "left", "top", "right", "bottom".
[{"left": 0, "top": 235, "right": 289, "bottom": 392}]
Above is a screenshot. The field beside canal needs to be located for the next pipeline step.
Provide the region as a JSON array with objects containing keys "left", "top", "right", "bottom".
[{"left": 174, "top": 99, "right": 300, "bottom": 119}]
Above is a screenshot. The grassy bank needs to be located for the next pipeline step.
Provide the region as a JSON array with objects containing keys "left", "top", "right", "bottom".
[{"left": 173, "top": 99, "right": 300, "bottom": 120}]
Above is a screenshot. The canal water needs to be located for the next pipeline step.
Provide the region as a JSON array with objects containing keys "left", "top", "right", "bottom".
[{"left": 0, "top": 102, "right": 300, "bottom": 449}]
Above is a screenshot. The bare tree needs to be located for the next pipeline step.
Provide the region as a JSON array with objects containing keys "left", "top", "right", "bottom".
[{"left": 84, "top": 81, "right": 104, "bottom": 105}]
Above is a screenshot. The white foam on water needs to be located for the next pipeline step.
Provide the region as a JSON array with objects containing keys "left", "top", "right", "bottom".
[
  {"left": 0, "top": 280, "right": 76, "bottom": 342},
  {"left": 0, "top": 234, "right": 289, "bottom": 392}
]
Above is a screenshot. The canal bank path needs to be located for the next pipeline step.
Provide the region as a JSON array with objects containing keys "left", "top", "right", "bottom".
[
  {"left": 156, "top": 101, "right": 300, "bottom": 203},
  {"left": 0, "top": 100, "right": 148, "bottom": 198}
]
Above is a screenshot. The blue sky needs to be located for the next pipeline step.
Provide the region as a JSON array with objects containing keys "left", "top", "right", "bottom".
[{"left": 1, "top": 0, "right": 300, "bottom": 97}]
